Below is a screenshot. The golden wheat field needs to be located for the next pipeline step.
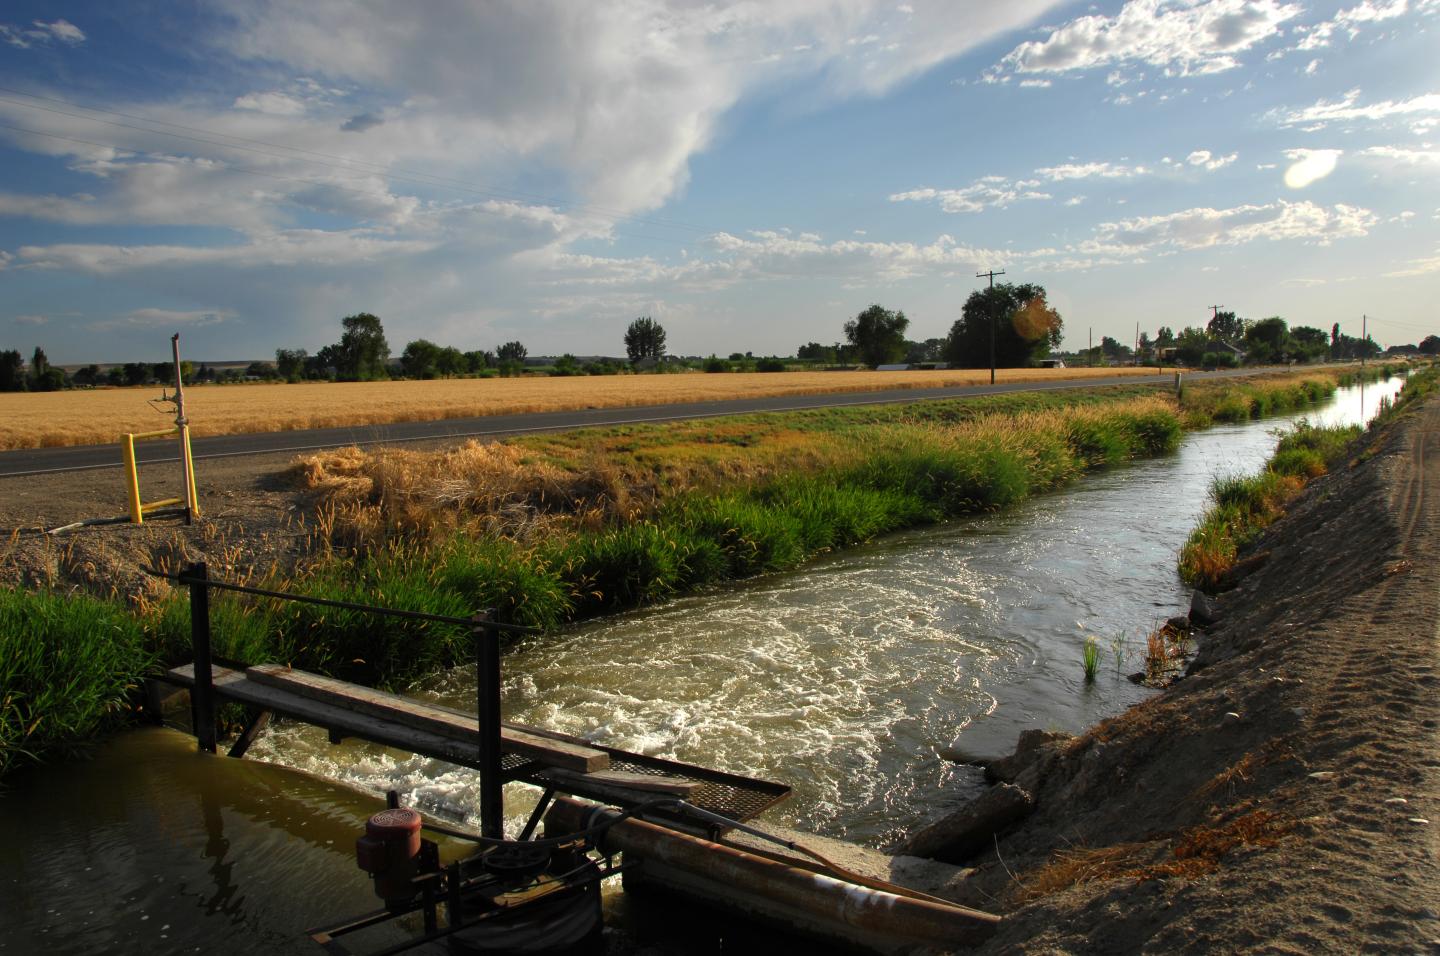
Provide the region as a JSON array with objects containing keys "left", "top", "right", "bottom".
[{"left": 0, "top": 366, "right": 1169, "bottom": 450}]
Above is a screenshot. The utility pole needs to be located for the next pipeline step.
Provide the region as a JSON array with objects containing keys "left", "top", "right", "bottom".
[
  {"left": 977, "top": 269, "right": 1006, "bottom": 385},
  {"left": 1089, "top": 327, "right": 1093, "bottom": 367},
  {"left": 1362, "top": 314, "right": 1367, "bottom": 368}
]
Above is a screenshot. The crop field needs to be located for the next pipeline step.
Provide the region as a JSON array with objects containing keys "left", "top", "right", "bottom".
[{"left": 0, "top": 366, "right": 1167, "bottom": 450}]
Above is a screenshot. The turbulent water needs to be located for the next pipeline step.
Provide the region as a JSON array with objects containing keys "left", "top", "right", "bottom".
[{"left": 0, "top": 376, "right": 1402, "bottom": 954}]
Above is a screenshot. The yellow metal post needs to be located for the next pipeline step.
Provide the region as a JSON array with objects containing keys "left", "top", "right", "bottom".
[
  {"left": 122, "top": 434, "right": 144, "bottom": 524},
  {"left": 181, "top": 423, "right": 200, "bottom": 519}
]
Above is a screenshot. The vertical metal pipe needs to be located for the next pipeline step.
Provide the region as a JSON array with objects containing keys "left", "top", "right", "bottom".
[
  {"left": 475, "top": 612, "right": 503, "bottom": 839},
  {"left": 122, "top": 434, "right": 143, "bottom": 524},
  {"left": 188, "top": 561, "right": 216, "bottom": 753},
  {"left": 171, "top": 334, "right": 196, "bottom": 525}
]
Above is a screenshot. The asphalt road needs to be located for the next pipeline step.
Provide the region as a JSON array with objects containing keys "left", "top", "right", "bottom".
[{"left": 0, "top": 369, "right": 1234, "bottom": 477}]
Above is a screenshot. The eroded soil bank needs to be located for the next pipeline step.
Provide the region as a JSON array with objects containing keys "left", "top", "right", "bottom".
[{"left": 934, "top": 393, "right": 1440, "bottom": 952}]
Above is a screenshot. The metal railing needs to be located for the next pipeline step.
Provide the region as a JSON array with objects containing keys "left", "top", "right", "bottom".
[{"left": 164, "top": 561, "right": 536, "bottom": 839}]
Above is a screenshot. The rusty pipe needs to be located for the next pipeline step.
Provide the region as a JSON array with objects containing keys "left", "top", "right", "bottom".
[{"left": 545, "top": 798, "right": 998, "bottom": 953}]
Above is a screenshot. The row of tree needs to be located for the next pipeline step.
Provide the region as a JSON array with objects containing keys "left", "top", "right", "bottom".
[{"left": 828, "top": 283, "right": 1064, "bottom": 370}]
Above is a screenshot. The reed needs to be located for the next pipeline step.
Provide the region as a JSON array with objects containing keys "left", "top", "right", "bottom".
[{"left": 1082, "top": 637, "right": 1102, "bottom": 682}]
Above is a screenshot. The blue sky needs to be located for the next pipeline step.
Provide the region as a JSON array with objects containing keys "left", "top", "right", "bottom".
[{"left": 1, "top": 0, "right": 1437, "bottom": 363}]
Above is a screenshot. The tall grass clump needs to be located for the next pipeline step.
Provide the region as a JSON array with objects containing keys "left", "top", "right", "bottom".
[
  {"left": 1179, "top": 374, "right": 1339, "bottom": 428},
  {"left": 0, "top": 588, "right": 154, "bottom": 775},
  {"left": 1179, "top": 422, "right": 1360, "bottom": 590},
  {"left": 1081, "top": 637, "right": 1101, "bottom": 683}
]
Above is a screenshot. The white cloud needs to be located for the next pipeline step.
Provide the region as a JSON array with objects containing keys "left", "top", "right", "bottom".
[
  {"left": 889, "top": 178, "right": 1051, "bottom": 214},
  {"left": 0, "top": 18, "right": 86, "bottom": 48},
  {"left": 1019, "top": 78, "right": 1052, "bottom": 88},
  {"left": 1360, "top": 145, "right": 1440, "bottom": 166},
  {"left": 1295, "top": 0, "right": 1414, "bottom": 51},
  {"left": 15, "top": 314, "right": 48, "bottom": 325},
  {"left": 233, "top": 91, "right": 309, "bottom": 115},
  {"left": 1035, "top": 161, "right": 1148, "bottom": 180},
  {"left": 997, "top": 0, "right": 1301, "bottom": 78},
  {"left": 1093, "top": 200, "right": 1375, "bottom": 250},
  {"left": 1304, "top": 58, "right": 1320, "bottom": 74},
  {"left": 1186, "top": 149, "right": 1238, "bottom": 169},
  {"left": 1283, "top": 148, "right": 1342, "bottom": 188},
  {"left": 1276, "top": 89, "right": 1440, "bottom": 128},
  {"left": 211, "top": 0, "right": 1062, "bottom": 215},
  {"left": 1385, "top": 248, "right": 1440, "bottom": 277},
  {"left": 1064, "top": 195, "right": 1087, "bottom": 206},
  {"left": 90, "top": 308, "right": 235, "bottom": 331}
]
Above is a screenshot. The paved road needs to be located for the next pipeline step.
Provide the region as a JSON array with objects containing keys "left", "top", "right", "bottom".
[{"left": 0, "top": 369, "right": 1229, "bottom": 477}]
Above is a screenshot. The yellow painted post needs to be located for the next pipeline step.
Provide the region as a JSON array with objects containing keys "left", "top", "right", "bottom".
[
  {"left": 181, "top": 424, "right": 200, "bottom": 519},
  {"left": 122, "top": 434, "right": 144, "bottom": 524}
]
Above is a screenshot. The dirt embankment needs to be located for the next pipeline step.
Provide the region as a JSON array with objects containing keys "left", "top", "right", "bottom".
[{"left": 923, "top": 395, "right": 1440, "bottom": 952}]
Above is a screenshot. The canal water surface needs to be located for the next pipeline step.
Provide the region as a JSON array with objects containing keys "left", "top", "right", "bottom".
[{"left": 0, "top": 377, "right": 1402, "bottom": 954}]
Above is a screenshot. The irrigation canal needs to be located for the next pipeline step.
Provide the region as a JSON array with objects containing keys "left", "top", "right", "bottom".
[{"left": 0, "top": 376, "right": 1403, "bottom": 954}]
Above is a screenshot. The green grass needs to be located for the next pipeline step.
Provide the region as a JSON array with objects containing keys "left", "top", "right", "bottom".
[
  {"left": 1082, "top": 637, "right": 1101, "bottom": 683},
  {"left": 0, "top": 589, "right": 154, "bottom": 777},
  {"left": 1179, "top": 422, "right": 1362, "bottom": 590}
]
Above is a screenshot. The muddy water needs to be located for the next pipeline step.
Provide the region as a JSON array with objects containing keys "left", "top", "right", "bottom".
[{"left": 0, "top": 377, "right": 1401, "bottom": 954}]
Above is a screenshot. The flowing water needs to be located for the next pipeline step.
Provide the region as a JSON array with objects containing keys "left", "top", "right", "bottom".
[{"left": 0, "top": 377, "right": 1402, "bottom": 954}]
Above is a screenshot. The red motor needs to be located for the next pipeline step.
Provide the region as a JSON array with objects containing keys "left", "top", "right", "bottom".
[{"left": 355, "top": 807, "right": 424, "bottom": 904}]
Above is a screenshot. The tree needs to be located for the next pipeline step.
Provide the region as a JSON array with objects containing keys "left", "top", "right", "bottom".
[
  {"left": 1155, "top": 326, "right": 1176, "bottom": 348},
  {"left": 30, "top": 346, "right": 48, "bottom": 384},
  {"left": 0, "top": 350, "right": 24, "bottom": 391},
  {"left": 275, "top": 348, "right": 308, "bottom": 383},
  {"left": 435, "top": 346, "right": 467, "bottom": 377},
  {"left": 72, "top": 364, "right": 101, "bottom": 386},
  {"left": 1244, "top": 316, "right": 1289, "bottom": 364},
  {"left": 496, "top": 341, "right": 527, "bottom": 363},
  {"left": 1421, "top": 335, "right": 1440, "bottom": 356},
  {"left": 1207, "top": 310, "right": 1244, "bottom": 342},
  {"left": 624, "top": 316, "right": 667, "bottom": 364},
  {"left": 400, "top": 339, "right": 443, "bottom": 379},
  {"left": 844, "top": 304, "right": 910, "bottom": 367},
  {"left": 1291, "top": 326, "right": 1329, "bottom": 362},
  {"left": 337, "top": 313, "right": 390, "bottom": 381},
  {"left": 464, "top": 349, "right": 494, "bottom": 373},
  {"left": 945, "top": 283, "right": 1062, "bottom": 369},
  {"left": 1174, "top": 327, "right": 1209, "bottom": 366}
]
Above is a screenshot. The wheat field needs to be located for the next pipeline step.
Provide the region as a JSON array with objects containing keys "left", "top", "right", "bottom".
[{"left": 0, "top": 366, "right": 1168, "bottom": 449}]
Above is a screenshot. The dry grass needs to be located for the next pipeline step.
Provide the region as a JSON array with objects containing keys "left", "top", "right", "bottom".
[
  {"left": 1017, "top": 810, "right": 1291, "bottom": 902},
  {"left": 0, "top": 367, "right": 1168, "bottom": 450}
]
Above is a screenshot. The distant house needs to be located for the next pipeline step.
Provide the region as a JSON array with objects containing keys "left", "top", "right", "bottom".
[
  {"left": 1037, "top": 358, "right": 1066, "bottom": 369},
  {"left": 875, "top": 363, "right": 910, "bottom": 371}
]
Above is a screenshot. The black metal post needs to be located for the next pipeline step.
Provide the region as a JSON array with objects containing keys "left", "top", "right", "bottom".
[
  {"left": 187, "top": 561, "right": 216, "bottom": 754},
  {"left": 475, "top": 612, "right": 504, "bottom": 839}
]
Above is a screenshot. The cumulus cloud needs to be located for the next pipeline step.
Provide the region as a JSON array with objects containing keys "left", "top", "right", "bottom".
[
  {"left": 1186, "top": 149, "right": 1237, "bottom": 169},
  {"left": 1283, "top": 148, "right": 1342, "bottom": 187},
  {"left": 996, "top": 0, "right": 1300, "bottom": 78},
  {"left": 1, "top": 18, "right": 86, "bottom": 48},
  {"left": 1093, "top": 199, "right": 1374, "bottom": 250}
]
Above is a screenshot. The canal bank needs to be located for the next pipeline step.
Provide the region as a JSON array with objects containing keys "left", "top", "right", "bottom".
[{"left": 951, "top": 385, "right": 1440, "bottom": 953}]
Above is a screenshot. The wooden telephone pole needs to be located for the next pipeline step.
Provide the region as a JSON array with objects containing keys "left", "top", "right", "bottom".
[{"left": 977, "top": 269, "right": 1006, "bottom": 385}]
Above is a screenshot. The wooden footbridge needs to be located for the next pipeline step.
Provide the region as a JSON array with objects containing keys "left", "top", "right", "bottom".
[{"left": 154, "top": 562, "right": 789, "bottom": 839}]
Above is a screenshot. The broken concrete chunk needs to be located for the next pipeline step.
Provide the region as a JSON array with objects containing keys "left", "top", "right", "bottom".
[
  {"left": 1189, "top": 589, "right": 1219, "bottom": 626},
  {"left": 985, "top": 729, "right": 1071, "bottom": 785},
  {"left": 892, "top": 783, "right": 1036, "bottom": 864}
]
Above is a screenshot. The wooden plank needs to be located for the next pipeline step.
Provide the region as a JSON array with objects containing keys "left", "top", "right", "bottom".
[
  {"left": 171, "top": 664, "right": 503, "bottom": 769},
  {"left": 541, "top": 768, "right": 701, "bottom": 797},
  {"left": 245, "top": 664, "right": 609, "bottom": 774}
]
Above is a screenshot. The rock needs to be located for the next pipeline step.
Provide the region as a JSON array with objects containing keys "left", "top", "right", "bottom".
[
  {"left": 986, "top": 729, "right": 1072, "bottom": 785},
  {"left": 1189, "top": 589, "right": 1219, "bottom": 626},
  {"left": 938, "top": 744, "right": 999, "bottom": 767},
  {"left": 892, "top": 783, "right": 1036, "bottom": 864},
  {"left": 1166, "top": 615, "right": 1190, "bottom": 632}
]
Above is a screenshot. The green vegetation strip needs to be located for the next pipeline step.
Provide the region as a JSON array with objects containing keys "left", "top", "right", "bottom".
[
  {"left": 0, "top": 367, "right": 1400, "bottom": 776},
  {"left": 1180, "top": 365, "right": 1436, "bottom": 591}
]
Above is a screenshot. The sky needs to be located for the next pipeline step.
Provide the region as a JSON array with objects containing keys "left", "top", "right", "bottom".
[{"left": 0, "top": 0, "right": 1437, "bottom": 364}]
